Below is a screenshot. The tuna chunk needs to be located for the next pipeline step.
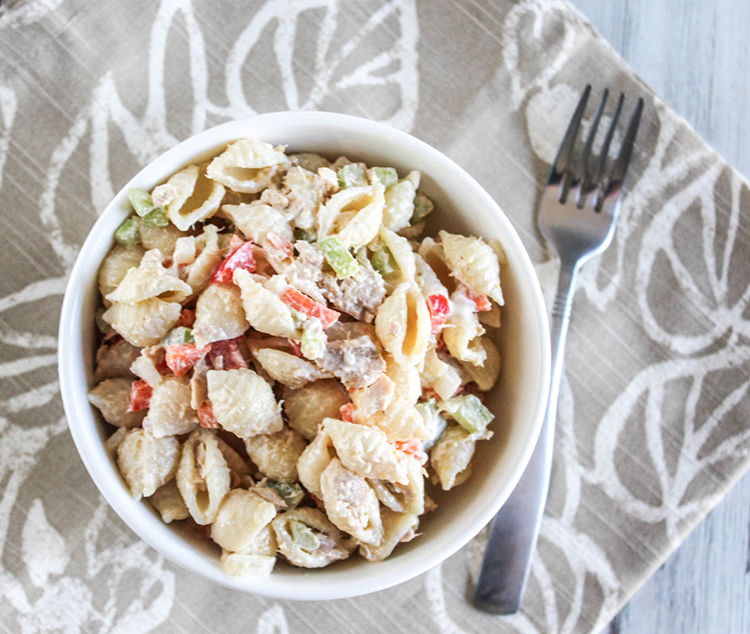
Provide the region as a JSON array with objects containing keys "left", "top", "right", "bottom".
[
  {"left": 316, "top": 336, "right": 385, "bottom": 389},
  {"left": 320, "top": 257, "right": 385, "bottom": 323}
]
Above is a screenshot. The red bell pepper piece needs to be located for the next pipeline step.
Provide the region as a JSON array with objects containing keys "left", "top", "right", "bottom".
[
  {"left": 339, "top": 403, "right": 357, "bottom": 423},
  {"left": 177, "top": 308, "right": 196, "bottom": 328},
  {"left": 128, "top": 379, "right": 153, "bottom": 412},
  {"left": 395, "top": 439, "right": 428, "bottom": 465},
  {"left": 197, "top": 402, "right": 220, "bottom": 428},
  {"left": 461, "top": 285, "right": 492, "bottom": 312},
  {"left": 280, "top": 287, "right": 339, "bottom": 329},
  {"left": 207, "top": 338, "right": 248, "bottom": 370},
  {"left": 426, "top": 294, "right": 450, "bottom": 334},
  {"left": 211, "top": 241, "right": 256, "bottom": 283},
  {"left": 164, "top": 344, "right": 211, "bottom": 377}
]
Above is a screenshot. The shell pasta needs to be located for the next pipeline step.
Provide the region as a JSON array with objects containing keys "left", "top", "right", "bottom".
[{"left": 88, "top": 139, "right": 506, "bottom": 576}]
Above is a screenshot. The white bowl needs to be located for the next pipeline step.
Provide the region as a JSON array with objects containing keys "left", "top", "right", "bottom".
[{"left": 58, "top": 112, "right": 550, "bottom": 600}]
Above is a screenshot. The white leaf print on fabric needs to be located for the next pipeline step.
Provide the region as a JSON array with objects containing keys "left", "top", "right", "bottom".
[
  {"left": 502, "top": 0, "right": 582, "bottom": 110},
  {"left": 586, "top": 346, "right": 750, "bottom": 544},
  {"left": 21, "top": 499, "right": 69, "bottom": 588},
  {"left": 2, "top": 1, "right": 750, "bottom": 633},
  {"left": 0, "top": 0, "right": 65, "bottom": 30},
  {"left": 425, "top": 565, "right": 470, "bottom": 634},
  {"left": 0, "top": 85, "right": 16, "bottom": 192},
  {"left": 637, "top": 161, "right": 748, "bottom": 355},
  {"left": 257, "top": 604, "right": 290, "bottom": 634},
  {"left": 221, "top": 0, "right": 418, "bottom": 130}
]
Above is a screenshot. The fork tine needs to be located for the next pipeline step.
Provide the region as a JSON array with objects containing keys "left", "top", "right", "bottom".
[
  {"left": 547, "top": 85, "right": 591, "bottom": 190},
  {"left": 596, "top": 96, "right": 644, "bottom": 211},
  {"left": 589, "top": 92, "right": 624, "bottom": 192},
  {"left": 573, "top": 88, "right": 609, "bottom": 207}
]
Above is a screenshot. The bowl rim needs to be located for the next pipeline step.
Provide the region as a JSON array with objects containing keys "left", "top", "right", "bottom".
[{"left": 58, "top": 110, "right": 550, "bottom": 600}]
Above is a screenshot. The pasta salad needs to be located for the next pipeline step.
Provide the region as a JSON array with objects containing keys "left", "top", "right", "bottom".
[{"left": 88, "top": 139, "right": 506, "bottom": 576}]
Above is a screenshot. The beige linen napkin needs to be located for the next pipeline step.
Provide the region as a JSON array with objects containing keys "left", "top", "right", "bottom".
[{"left": 1, "top": 0, "right": 749, "bottom": 632}]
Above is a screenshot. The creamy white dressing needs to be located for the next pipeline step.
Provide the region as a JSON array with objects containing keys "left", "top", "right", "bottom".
[{"left": 448, "top": 288, "right": 476, "bottom": 322}]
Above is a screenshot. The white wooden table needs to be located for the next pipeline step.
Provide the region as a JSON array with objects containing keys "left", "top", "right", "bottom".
[{"left": 568, "top": 1, "right": 750, "bottom": 632}]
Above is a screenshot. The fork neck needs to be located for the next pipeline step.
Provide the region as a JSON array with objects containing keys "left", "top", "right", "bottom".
[
  {"left": 551, "top": 260, "right": 579, "bottom": 321},
  {"left": 544, "top": 259, "right": 579, "bottom": 446}
]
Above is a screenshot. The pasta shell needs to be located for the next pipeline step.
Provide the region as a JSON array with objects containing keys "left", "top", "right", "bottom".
[
  {"left": 297, "top": 428, "right": 335, "bottom": 497},
  {"left": 102, "top": 297, "right": 181, "bottom": 347},
  {"left": 117, "top": 429, "right": 180, "bottom": 500},
  {"left": 324, "top": 418, "right": 409, "bottom": 485},
  {"left": 233, "top": 269, "right": 298, "bottom": 339},
  {"left": 222, "top": 202, "right": 293, "bottom": 243},
  {"left": 442, "top": 302, "right": 486, "bottom": 367},
  {"left": 371, "top": 396, "right": 431, "bottom": 442},
  {"left": 430, "top": 424, "right": 491, "bottom": 490},
  {"left": 142, "top": 376, "right": 198, "bottom": 438},
  {"left": 271, "top": 507, "right": 354, "bottom": 568},
  {"left": 221, "top": 551, "right": 276, "bottom": 578},
  {"left": 417, "top": 237, "right": 456, "bottom": 294},
  {"left": 176, "top": 429, "right": 231, "bottom": 524},
  {"left": 207, "top": 368, "right": 283, "bottom": 438},
  {"left": 94, "top": 339, "right": 140, "bottom": 382},
  {"left": 283, "top": 379, "right": 350, "bottom": 440},
  {"left": 375, "top": 282, "right": 430, "bottom": 368},
  {"left": 211, "top": 489, "right": 277, "bottom": 552},
  {"left": 139, "top": 222, "right": 184, "bottom": 256},
  {"left": 206, "top": 139, "right": 289, "bottom": 194},
  {"left": 98, "top": 244, "right": 144, "bottom": 300},
  {"left": 220, "top": 525, "right": 278, "bottom": 577},
  {"left": 383, "top": 176, "right": 417, "bottom": 232},
  {"left": 104, "top": 427, "right": 129, "bottom": 458},
  {"left": 369, "top": 455, "right": 425, "bottom": 515},
  {"left": 320, "top": 458, "right": 383, "bottom": 545},
  {"left": 244, "top": 426, "right": 308, "bottom": 482},
  {"left": 148, "top": 480, "right": 189, "bottom": 523},
  {"left": 460, "top": 336, "right": 501, "bottom": 391},
  {"left": 384, "top": 354, "right": 421, "bottom": 405},
  {"left": 192, "top": 284, "right": 249, "bottom": 349},
  {"left": 326, "top": 182, "right": 385, "bottom": 249},
  {"left": 359, "top": 510, "right": 420, "bottom": 562},
  {"left": 87, "top": 378, "right": 145, "bottom": 428},
  {"left": 440, "top": 230, "right": 504, "bottom": 306},
  {"left": 106, "top": 249, "right": 191, "bottom": 305},
  {"left": 255, "top": 348, "right": 331, "bottom": 389},
  {"left": 184, "top": 225, "right": 224, "bottom": 297},
  {"left": 166, "top": 164, "right": 226, "bottom": 231}
]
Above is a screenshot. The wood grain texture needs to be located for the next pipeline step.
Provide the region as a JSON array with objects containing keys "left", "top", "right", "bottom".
[{"left": 568, "top": 1, "right": 750, "bottom": 632}]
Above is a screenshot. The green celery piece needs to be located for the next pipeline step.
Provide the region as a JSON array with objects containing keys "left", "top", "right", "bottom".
[
  {"left": 371, "top": 167, "right": 398, "bottom": 189},
  {"left": 128, "top": 188, "right": 155, "bottom": 217},
  {"left": 163, "top": 327, "right": 194, "bottom": 346},
  {"left": 446, "top": 394, "right": 494, "bottom": 434},
  {"left": 294, "top": 228, "right": 317, "bottom": 242},
  {"left": 114, "top": 217, "right": 140, "bottom": 247},
  {"left": 143, "top": 207, "right": 169, "bottom": 227},
  {"left": 337, "top": 163, "right": 367, "bottom": 189},
  {"left": 411, "top": 193, "right": 434, "bottom": 224},
  {"left": 318, "top": 236, "right": 358, "bottom": 278},
  {"left": 290, "top": 520, "right": 320, "bottom": 551},
  {"left": 371, "top": 248, "right": 397, "bottom": 278},
  {"left": 266, "top": 480, "right": 305, "bottom": 509}
]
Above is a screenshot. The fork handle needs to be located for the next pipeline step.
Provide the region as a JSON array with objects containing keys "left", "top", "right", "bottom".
[{"left": 472, "top": 261, "right": 578, "bottom": 614}]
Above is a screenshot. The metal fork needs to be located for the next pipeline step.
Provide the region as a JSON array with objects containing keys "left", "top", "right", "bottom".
[{"left": 472, "top": 86, "right": 644, "bottom": 614}]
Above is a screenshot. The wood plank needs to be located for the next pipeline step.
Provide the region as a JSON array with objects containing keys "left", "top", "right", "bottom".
[{"left": 568, "top": 1, "right": 750, "bottom": 632}]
